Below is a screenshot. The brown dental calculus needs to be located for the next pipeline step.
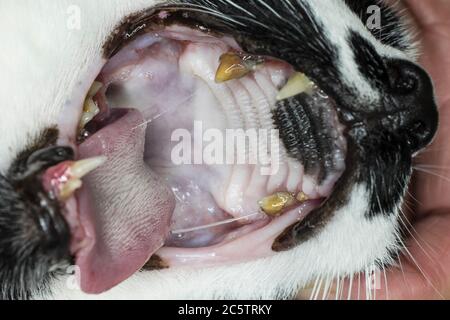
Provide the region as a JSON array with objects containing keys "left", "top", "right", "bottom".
[{"left": 142, "top": 255, "right": 169, "bottom": 271}]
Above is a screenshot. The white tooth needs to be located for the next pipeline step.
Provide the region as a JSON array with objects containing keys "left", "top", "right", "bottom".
[
  {"left": 59, "top": 179, "right": 82, "bottom": 200},
  {"left": 69, "top": 156, "right": 107, "bottom": 179},
  {"left": 277, "top": 72, "right": 314, "bottom": 101},
  {"left": 79, "top": 98, "right": 100, "bottom": 129}
]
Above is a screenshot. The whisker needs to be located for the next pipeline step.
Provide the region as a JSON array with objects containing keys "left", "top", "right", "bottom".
[
  {"left": 313, "top": 276, "right": 324, "bottom": 301},
  {"left": 413, "top": 167, "right": 450, "bottom": 184},
  {"left": 131, "top": 93, "right": 197, "bottom": 131},
  {"left": 171, "top": 211, "right": 263, "bottom": 234},
  {"left": 322, "top": 276, "right": 332, "bottom": 300},
  {"left": 402, "top": 245, "right": 445, "bottom": 299},
  {"left": 347, "top": 274, "right": 353, "bottom": 300},
  {"left": 398, "top": 206, "right": 439, "bottom": 259},
  {"left": 383, "top": 268, "right": 389, "bottom": 300},
  {"left": 309, "top": 276, "right": 321, "bottom": 301},
  {"left": 357, "top": 272, "right": 361, "bottom": 301}
]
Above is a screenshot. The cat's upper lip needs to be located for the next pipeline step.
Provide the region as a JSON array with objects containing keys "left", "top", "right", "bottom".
[{"left": 50, "top": 20, "right": 347, "bottom": 294}]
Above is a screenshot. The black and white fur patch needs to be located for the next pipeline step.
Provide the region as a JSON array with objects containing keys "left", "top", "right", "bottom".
[{"left": 0, "top": 0, "right": 438, "bottom": 299}]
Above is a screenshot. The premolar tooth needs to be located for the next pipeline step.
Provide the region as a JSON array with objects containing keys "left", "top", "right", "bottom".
[
  {"left": 69, "top": 156, "right": 107, "bottom": 179},
  {"left": 79, "top": 98, "right": 100, "bottom": 129},
  {"left": 215, "top": 52, "right": 264, "bottom": 83},
  {"left": 277, "top": 72, "right": 314, "bottom": 101},
  {"left": 79, "top": 82, "right": 103, "bottom": 129},
  {"left": 259, "top": 192, "right": 296, "bottom": 217},
  {"left": 296, "top": 192, "right": 309, "bottom": 203},
  {"left": 87, "top": 81, "right": 103, "bottom": 97}
]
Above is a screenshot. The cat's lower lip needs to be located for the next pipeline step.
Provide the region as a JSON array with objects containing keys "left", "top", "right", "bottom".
[{"left": 53, "top": 21, "right": 346, "bottom": 294}]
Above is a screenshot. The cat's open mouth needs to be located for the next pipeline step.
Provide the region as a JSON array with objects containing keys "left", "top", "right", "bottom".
[{"left": 44, "top": 12, "right": 347, "bottom": 294}]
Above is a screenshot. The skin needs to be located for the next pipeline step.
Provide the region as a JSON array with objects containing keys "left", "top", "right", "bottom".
[
  {"left": 357, "top": 0, "right": 450, "bottom": 300},
  {"left": 389, "top": 0, "right": 450, "bottom": 300},
  {"left": 299, "top": 0, "right": 450, "bottom": 300}
]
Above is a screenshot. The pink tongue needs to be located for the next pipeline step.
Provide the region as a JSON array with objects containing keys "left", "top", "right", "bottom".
[{"left": 77, "top": 109, "right": 175, "bottom": 294}]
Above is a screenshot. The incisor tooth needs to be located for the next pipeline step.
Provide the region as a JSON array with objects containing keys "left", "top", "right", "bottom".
[
  {"left": 70, "top": 156, "right": 107, "bottom": 179},
  {"left": 259, "top": 192, "right": 296, "bottom": 217},
  {"left": 277, "top": 72, "right": 314, "bottom": 101}
]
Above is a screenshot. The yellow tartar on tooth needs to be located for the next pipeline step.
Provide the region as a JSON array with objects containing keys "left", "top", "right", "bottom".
[
  {"left": 296, "top": 192, "right": 309, "bottom": 203},
  {"left": 259, "top": 192, "right": 296, "bottom": 217},
  {"left": 215, "top": 53, "right": 251, "bottom": 83}
]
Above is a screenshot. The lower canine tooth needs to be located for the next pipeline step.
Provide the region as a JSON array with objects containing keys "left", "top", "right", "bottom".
[
  {"left": 59, "top": 179, "right": 82, "bottom": 200},
  {"left": 215, "top": 52, "right": 263, "bottom": 83},
  {"left": 69, "top": 156, "right": 107, "bottom": 179},
  {"left": 277, "top": 72, "right": 314, "bottom": 101},
  {"left": 58, "top": 156, "right": 107, "bottom": 200},
  {"left": 259, "top": 192, "right": 296, "bottom": 217}
]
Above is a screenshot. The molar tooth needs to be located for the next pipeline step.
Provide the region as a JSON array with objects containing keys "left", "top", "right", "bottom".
[
  {"left": 259, "top": 192, "right": 296, "bottom": 217},
  {"left": 276, "top": 72, "right": 314, "bottom": 101},
  {"left": 215, "top": 52, "right": 264, "bottom": 83}
]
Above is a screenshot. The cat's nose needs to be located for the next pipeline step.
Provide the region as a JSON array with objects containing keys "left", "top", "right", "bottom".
[{"left": 386, "top": 60, "right": 439, "bottom": 153}]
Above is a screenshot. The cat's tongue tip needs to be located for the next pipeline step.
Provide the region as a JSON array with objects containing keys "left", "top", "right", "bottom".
[{"left": 75, "top": 109, "right": 175, "bottom": 294}]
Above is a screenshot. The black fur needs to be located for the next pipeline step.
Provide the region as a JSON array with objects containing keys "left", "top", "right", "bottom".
[
  {"left": 164, "top": 1, "right": 437, "bottom": 249},
  {"left": 0, "top": 0, "right": 439, "bottom": 298},
  {"left": 344, "top": 0, "right": 413, "bottom": 52},
  {"left": 0, "top": 142, "right": 74, "bottom": 299}
]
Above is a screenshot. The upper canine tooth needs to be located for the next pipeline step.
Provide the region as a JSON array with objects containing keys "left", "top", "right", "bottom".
[
  {"left": 259, "top": 192, "right": 296, "bottom": 217},
  {"left": 69, "top": 156, "right": 107, "bottom": 179},
  {"left": 277, "top": 72, "right": 314, "bottom": 101},
  {"left": 215, "top": 52, "right": 264, "bottom": 83}
]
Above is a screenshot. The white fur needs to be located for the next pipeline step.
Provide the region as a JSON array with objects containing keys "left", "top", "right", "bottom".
[{"left": 0, "top": 0, "right": 407, "bottom": 299}]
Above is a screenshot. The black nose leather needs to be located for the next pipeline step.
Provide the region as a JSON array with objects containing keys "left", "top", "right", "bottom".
[{"left": 386, "top": 59, "right": 439, "bottom": 153}]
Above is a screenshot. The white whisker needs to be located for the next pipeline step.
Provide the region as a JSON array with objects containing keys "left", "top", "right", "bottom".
[{"left": 171, "top": 211, "right": 263, "bottom": 234}]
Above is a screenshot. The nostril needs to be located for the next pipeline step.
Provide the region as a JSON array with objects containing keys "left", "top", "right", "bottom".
[
  {"left": 394, "top": 73, "right": 417, "bottom": 94},
  {"left": 406, "top": 119, "right": 436, "bottom": 152},
  {"left": 412, "top": 120, "right": 427, "bottom": 136},
  {"left": 387, "top": 61, "right": 419, "bottom": 95}
]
